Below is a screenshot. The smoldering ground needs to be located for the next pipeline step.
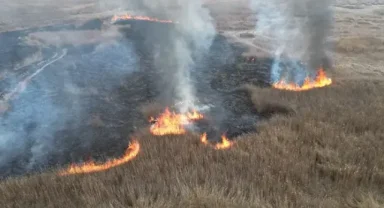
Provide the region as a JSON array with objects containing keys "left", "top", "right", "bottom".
[
  {"left": 0, "top": 15, "right": 270, "bottom": 178},
  {"left": 0, "top": 22, "right": 141, "bottom": 177},
  {"left": 0, "top": 0, "right": 217, "bottom": 176},
  {"left": 0, "top": 0, "right": 303, "bottom": 178}
]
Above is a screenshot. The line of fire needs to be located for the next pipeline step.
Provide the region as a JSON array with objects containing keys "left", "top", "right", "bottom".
[{"left": 58, "top": 13, "right": 332, "bottom": 176}]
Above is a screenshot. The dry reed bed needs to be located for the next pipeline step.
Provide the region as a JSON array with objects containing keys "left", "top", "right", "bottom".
[{"left": 1, "top": 80, "right": 384, "bottom": 208}]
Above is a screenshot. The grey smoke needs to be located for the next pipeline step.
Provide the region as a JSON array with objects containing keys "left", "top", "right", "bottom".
[
  {"left": 154, "top": 0, "right": 215, "bottom": 113},
  {"left": 0, "top": 0, "right": 214, "bottom": 176},
  {"left": 0, "top": 51, "right": 69, "bottom": 172},
  {"left": 250, "top": 0, "right": 333, "bottom": 82},
  {"left": 304, "top": 0, "right": 333, "bottom": 75},
  {"left": 109, "top": 0, "right": 216, "bottom": 112},
  {"left": 0, "top": 30, "right": 139, "bottom": 175}
]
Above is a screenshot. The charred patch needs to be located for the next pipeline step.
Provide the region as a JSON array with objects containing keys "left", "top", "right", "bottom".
[{"left": 0, "top": 17, "right": 276, "bottom": 178}]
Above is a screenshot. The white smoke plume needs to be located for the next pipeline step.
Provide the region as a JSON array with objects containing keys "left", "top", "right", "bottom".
[
  {"left": 151, "top": 0, "right": 215, "bottom": 113},
  {"left": 250, "top": 0, "right": 333, "bottom": 83},
  {"left": 0, "top": 0, "right": 214, "bottom": 176},
  {"left": 0, "top": 24, "right": 139, "bottom": 176},
  {"left": 109, "top": 0, "right": 216, "bottom": 112}
]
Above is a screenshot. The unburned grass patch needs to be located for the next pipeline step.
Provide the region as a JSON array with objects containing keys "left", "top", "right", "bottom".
[{"left": 335, "top": 36, "right": 384, "bottom": 54}]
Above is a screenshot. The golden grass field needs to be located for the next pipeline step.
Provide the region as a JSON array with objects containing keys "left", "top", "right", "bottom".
[{"left": 1, "top": 0, "right": 384, "bottom": 207}]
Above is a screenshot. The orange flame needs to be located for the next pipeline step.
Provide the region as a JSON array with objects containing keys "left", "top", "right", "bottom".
[
  {"left": 200, "top": 132, "right": 209, "bottom": 145},
  {"left": 273, "top": 68, "right": 332, "bottom": 91},
  {"left": 200, "top": 133, "right": 234, "bottom": 150},
  {"left": 150, "top": 108, "right": 204, "bottom": 136},
  {"left": 215, "top": 135, "right": 233, "bottom": 150},
  {"left": 187, "top": 110, "right": 204, "bottom": 121},
  {"left": 111, "top": 14, "right": 174, "bottom": 24},
  {"left": 59, "top": 140, "right": 140, "bottom": 175}
]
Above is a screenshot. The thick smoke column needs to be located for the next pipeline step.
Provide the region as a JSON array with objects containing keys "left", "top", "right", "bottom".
[
  {"left": 169, "top": 0, "right": 216, "bottom": 112},
  {"left": 250, "top": 0, "right": 333, "bottom": 82},
  {"left": 118, "top": 0, "right": 216, "bottom": 112},
  {"left": 304, "top": 0, "right": 333, "bottom": 75}
]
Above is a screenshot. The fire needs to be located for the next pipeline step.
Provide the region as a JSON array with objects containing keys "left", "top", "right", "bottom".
[
  {"left": 150, "top": 108, "right": 204, "bottom": 136},
  {"left": 273, "top": 68, "right": 332, "bottom": 91},
  {"left": 111, "top": 14, "right": 174, "bottom": 24},
  {"left": 59, "top": 140, "right": 140, "bottom": 175},
  {"left": 200, "top": 132, "right": 209, "bottom": 145},
  {"left": 187, "top": 110, "right": 204, "bottom": 121},
  {"left": 200, "top": 133, "right": 234, "bottom": 150},
  {"left": 215, "top": 135, "right": 233, "bottom": 150}
]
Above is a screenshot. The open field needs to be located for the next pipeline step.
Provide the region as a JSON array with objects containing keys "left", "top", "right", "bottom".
[
  {"left": 208, "top": 0, "right": 384, "bottom": 80},
  {"left": 1, "top": 0, "right": 384, "bottom": 207},
  {"left": 1, "top": 80, "right": 384, "bottom": 208}
]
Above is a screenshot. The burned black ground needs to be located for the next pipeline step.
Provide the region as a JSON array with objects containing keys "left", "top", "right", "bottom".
[{"left": 0, "top": 18, "right": 279, "bottom": 178}]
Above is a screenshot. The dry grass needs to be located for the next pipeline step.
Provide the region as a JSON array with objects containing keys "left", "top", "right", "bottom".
[
  {"left": 1, "top": 80, "right": 384, "bottom": 208},
  {"left": 335, "top": 36, "right": 384, "bottom": 53},
  {"left": 1, "top": 1, "right": 384, "bottom": 207}
]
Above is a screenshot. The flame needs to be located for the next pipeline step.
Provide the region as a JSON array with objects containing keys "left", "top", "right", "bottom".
[
  {"left": 215, "top": 135, "right": 233, "bottom": 150},
  {"left": 150, "top": 108, "right": 204, "bottom": 136},
  {"left": 273, "top": 68, "right": 332, "bottom": 91},
  {"left": 186, "top": 110, "right": 204, "bottom": 121},
  {"left": 59, "top": 140, "right": 140, "bottom": 175},
  {"left": 111, "top": 14, "right": 174, "bottom": 24},
  {"left": 149, "top": 108, "right": 186, "bottom": 136},
  {"left": 200, "top": 132, "right": 209, "bottom": 145},
  {"left": 200, "top": 133, "right": 234, "bottom": 150}
]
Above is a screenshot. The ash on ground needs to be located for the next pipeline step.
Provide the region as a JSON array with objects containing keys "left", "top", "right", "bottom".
[{"left": 0, "top": 18, "right": 273, "bottom": 178}]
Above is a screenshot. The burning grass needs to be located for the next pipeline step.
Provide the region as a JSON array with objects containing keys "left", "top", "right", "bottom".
[
  {"left": 272, "top": 68, "right": 333, "bottom": 91},
  {"left": 1, "top": 80, "right": 384, "bottom": 207},
  {"left": 149, "top": 108, "right": 234, "bottom": 150},
  {"left": 111, "top": 14, "right": 174, "bottom": 24},
  {"left": 200, "top": 133, "right": 234, "bottom": 150},
  {"left": 58, "top": 140, "right": 140, "bottom": 176},
  {"left": 149, "top": 108, "right": 204, "bottom": 136}
]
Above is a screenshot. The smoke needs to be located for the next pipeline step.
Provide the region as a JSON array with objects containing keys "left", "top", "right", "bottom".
[
  {"left": 112, "top": 0, "right": 216, "bottom": 112},
  {"left": 0, "top": 0, "right": 214, "bottom": 176},
  {"left": 0, "top": 49, "right": 69, "bottom": 173},
  {"left": 250, "top": 0, "right": 333, "bottom": 83},
  {"left": 153, "top": 0, "right": 215, "bottom": 113},
  {"left": 304, "top": 0, "right": 333, "bottom": 75},
  {"left": 0, "top": 27, "right": 139, "bottom": 176}
]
